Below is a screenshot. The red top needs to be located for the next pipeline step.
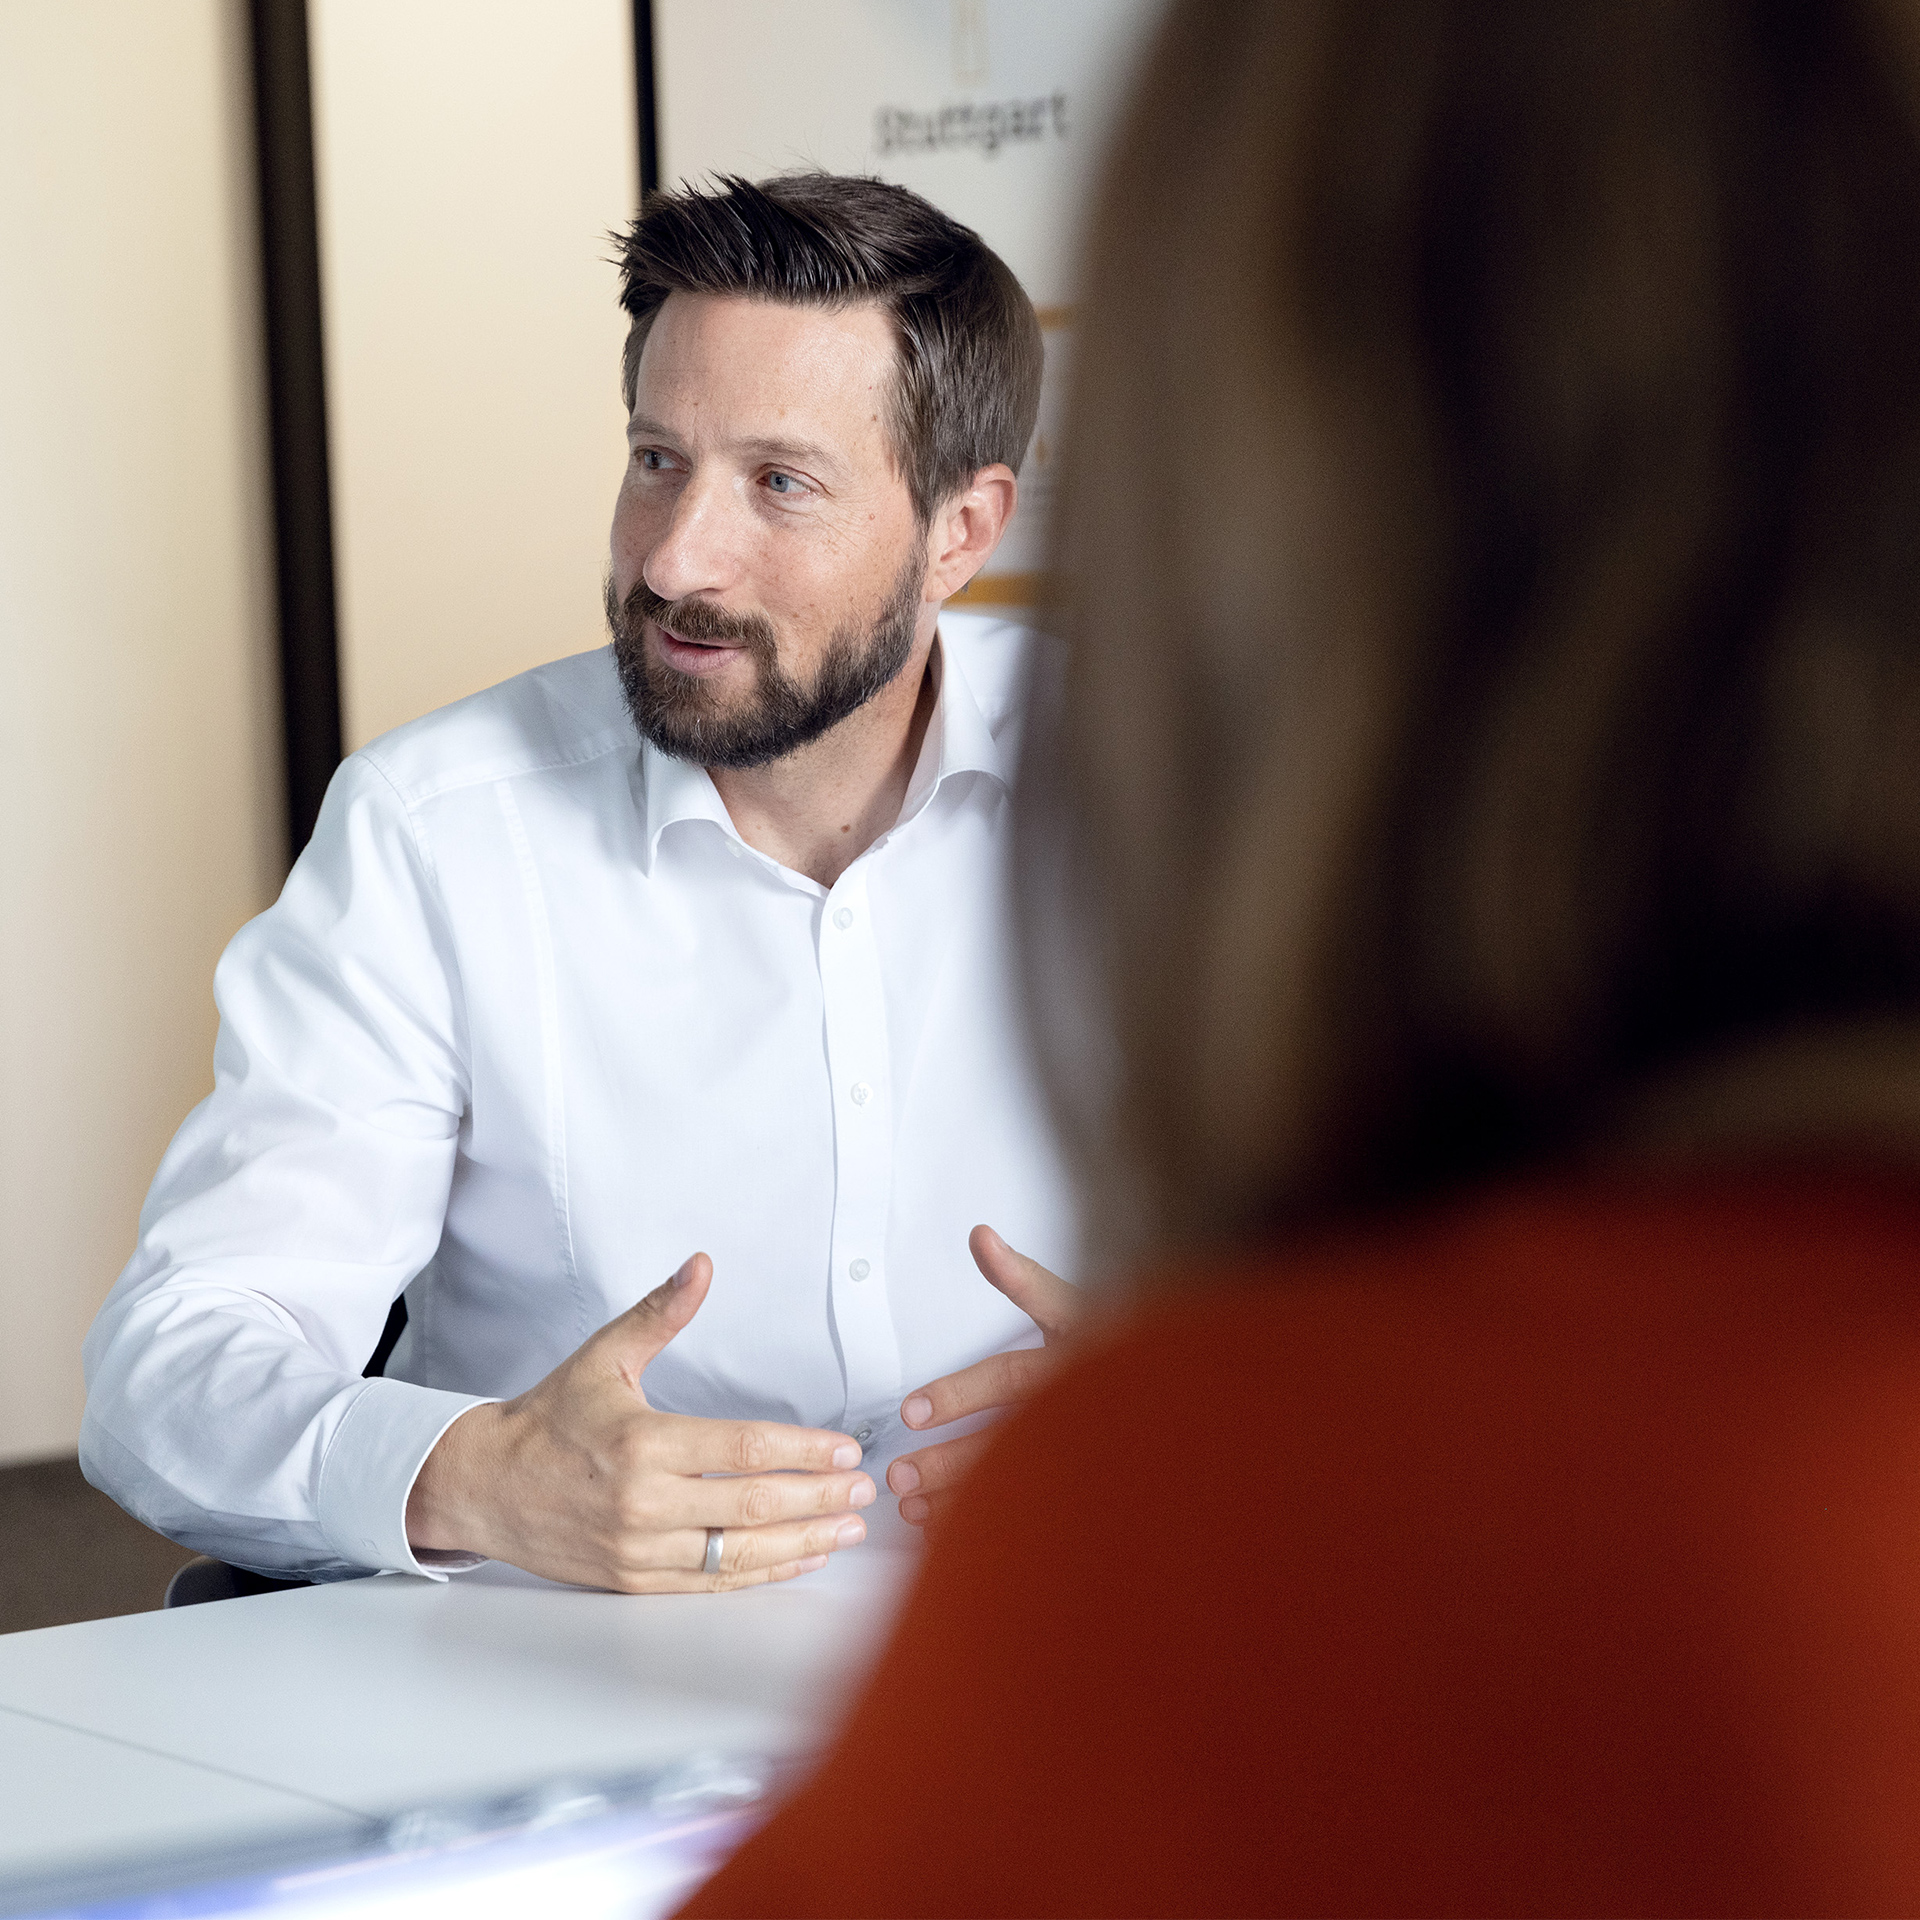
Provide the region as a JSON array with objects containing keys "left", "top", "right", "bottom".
[{"left": 682, "top": 1170, "right": 1920, "bottom": 1917}]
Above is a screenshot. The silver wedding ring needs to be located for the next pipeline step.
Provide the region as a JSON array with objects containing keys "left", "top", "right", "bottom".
[{"left": 702, "top": 1526, "right": 725, "bottom": 1577}]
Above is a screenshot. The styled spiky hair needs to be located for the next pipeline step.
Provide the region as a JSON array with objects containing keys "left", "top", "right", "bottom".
[{"left": 614, "top": 172, "right": 1042, "bottom": 523}]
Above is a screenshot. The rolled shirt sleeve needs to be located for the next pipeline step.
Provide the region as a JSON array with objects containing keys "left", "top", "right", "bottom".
[{"left": 81, "top": 752, "right": 491, "bottom": 1579}]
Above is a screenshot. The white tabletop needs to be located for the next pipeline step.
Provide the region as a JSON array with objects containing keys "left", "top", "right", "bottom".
[
  {"left": 0, "top": 1706, "right": 360, "bottom": 1893},
  {"left": 0, "top": 1547, "right": 917, "bottom": 1908}
]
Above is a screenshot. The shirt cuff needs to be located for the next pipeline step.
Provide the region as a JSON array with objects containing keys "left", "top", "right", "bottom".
[{"left": 315, "top": 1377, "right": 498, "bottom": 1579}]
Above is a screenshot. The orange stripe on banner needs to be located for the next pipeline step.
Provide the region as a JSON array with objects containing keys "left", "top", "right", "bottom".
[{"left": 954, "top": 572, "right": 1049, "bottom": 608}]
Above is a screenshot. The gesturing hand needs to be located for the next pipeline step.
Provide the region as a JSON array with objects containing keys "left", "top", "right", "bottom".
[
  {"left": 886, "top": 1226, "right": 1085, "bottom": 1529},
  {"left": 406, "top": 1254, "right": 875, "bottom": 1591}
]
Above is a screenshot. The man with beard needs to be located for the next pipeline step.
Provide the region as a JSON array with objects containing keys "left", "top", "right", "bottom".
[{"left": 81, "top": 174, "right": 1081, "bottom": 1593}]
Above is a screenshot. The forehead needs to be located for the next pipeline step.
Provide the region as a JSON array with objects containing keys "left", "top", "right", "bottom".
[{"left": 632, "top": 292, "right": 898, "bottom": 463}]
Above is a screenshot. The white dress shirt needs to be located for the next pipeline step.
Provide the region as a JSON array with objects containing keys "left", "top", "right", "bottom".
[{"left": 80, "top": 614, "right": 1075, "bottom": 1579}]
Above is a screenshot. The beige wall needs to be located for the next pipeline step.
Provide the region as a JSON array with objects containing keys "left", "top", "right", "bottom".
[
  {"left": 309, "top": 0, "right": 638, "bottom": 752},
  {"left": 0, "top": 1, "right": 283, "bottom": 1463}
]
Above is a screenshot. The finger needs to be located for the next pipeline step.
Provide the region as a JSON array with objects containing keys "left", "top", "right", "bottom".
[
  {"left": 715, "top": 1511, "right": 867, "bottom": 1578},
  {"left": 660, "top": 1468, "right": 877, "bottom": 1529},
  {"left": 900, "top": 1344, "right": 1053, "bottom": 1432},
  {"left": 621, "top": 1511, "right": 867, "bottom": 1586},
  {"left": 887, "top": 1429, "right": 991, "bottom": 1498},
  {"left": 609, "top": 1553, "right": 832, "bottom": 1596},
  {"left": 897, "top": 1489, "right": 955, "bottom": 1531},
  {"left": 588, "top": 1253, "right": 714, "bottom": 1387},
  {"left": 656, "top": 1413, "right": 868, "bottom": 1476},
  {"left": 969, "top": 1225, "right": 1083, "bottom": 1339}
]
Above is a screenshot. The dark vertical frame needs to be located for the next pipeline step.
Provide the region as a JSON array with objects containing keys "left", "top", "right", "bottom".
[
  {"left": 633, "top": 0, "right": 660, "bottom": 194},
  {"left": 243, "top": 3, "right": 656, "bottom": 1377},
  {"left": 248, "top": 0, "right": 342, "bottom": 867},
  {"left": 248, "top": 4, "right": 649, "bottom": 874}
]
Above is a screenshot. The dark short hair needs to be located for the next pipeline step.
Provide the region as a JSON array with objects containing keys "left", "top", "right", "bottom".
[{"left": 614, "top": 173, "right": 1042, "bottom": 524}]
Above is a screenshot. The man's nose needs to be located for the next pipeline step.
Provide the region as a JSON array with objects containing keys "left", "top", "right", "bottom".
[{"left": 641, "top": 472, "right": 743, "bottom": 605}]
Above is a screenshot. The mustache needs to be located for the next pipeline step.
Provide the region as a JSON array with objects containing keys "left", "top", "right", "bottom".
[{"left": 611, "top": 576, "right": 778, "bottom": 653}]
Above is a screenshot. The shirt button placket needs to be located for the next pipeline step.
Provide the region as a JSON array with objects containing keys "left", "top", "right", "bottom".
[{"left": 818, "top": 866, "right": 902, "bottom": 1430}]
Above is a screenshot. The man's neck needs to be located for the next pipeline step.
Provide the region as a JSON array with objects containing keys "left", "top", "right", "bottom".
[{"left": 711, "top": 633, "right": 941, "bottom": 889}]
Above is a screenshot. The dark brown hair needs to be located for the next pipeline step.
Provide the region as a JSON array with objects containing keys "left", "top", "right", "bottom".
[
  {"left": 613, "top": 172, "right": 1042, "bottom": 524},
  {"left": 1024, "top": 0, "right": 1920, "bottom": 1263}
]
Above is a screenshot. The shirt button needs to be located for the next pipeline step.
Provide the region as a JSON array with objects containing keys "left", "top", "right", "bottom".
[
  {"left": 726, "top": 840, "right": 744, "bottom": 859},
  {"left": 849, "top": 1080, "right": 871, "bottom": 1106},
  {"left": 854, "top": 1424, "right": 873, "bottom": 1445},
  {"left": 832, "top": 906, "right": 853, "bottom": 930},
  {"left": 848, "top": 1258, "right": 871, "bottom": 1281}
]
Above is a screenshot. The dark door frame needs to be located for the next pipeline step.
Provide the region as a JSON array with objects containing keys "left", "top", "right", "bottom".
[
  {"left": 246, "top": 0, "right": 658, "bottom": 869},
  {"left": 247, "top": 0, "right": 658, "bottom": 1372}
]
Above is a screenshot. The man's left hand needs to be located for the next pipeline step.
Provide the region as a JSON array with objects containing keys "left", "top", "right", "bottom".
[{"left": 887, "top": 1225, "right": 1085, "bottom": 1528}]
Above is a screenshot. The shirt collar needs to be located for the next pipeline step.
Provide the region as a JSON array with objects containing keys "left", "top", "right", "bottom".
[
  {"left": 636, "top": 627, "right": 1009, "bottom": 871},
  {"left": 895, "top": 630, "right": 1010, "bottom": 825},
  {"left": 637, "top": 729, "right": 735, "bottom": 872}
]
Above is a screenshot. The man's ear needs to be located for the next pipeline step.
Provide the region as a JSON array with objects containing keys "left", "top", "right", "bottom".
[{"left": 922, "top": 464, "right": 1019, "bottom": 603}]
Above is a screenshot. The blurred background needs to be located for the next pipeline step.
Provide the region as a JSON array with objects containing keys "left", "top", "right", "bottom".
[{"left": 0, "top": 0, "right": 1164, "bottom": 1625}]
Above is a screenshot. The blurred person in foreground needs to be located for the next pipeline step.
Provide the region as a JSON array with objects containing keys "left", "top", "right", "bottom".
[{"left": 685, "top": 0, "right": 1920, "bottom": 1912}]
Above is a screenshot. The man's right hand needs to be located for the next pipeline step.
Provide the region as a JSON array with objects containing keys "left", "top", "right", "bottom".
[{"left": 404, "top": 1253, "right": 874, "bottom": 1591}]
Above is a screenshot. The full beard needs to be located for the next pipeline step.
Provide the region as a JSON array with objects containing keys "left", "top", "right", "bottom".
[{"left": 606, "top": 549, "right": 925, "bottom": 770}]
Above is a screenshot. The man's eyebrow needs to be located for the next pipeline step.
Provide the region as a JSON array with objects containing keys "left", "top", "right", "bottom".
[
  {"left": 734, "top": 434, "right": 845, "bottom": 473},
  {"left": 626, "top": 414, "right": 846, "bottom": 474}
]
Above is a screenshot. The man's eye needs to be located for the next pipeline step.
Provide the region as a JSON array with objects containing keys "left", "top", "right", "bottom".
[
  {"left": 767, "top": 471, "right": 798, "bottom": 494},
  {"left": 638, "top": 449, "right": 665, "bottom": 470}
]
